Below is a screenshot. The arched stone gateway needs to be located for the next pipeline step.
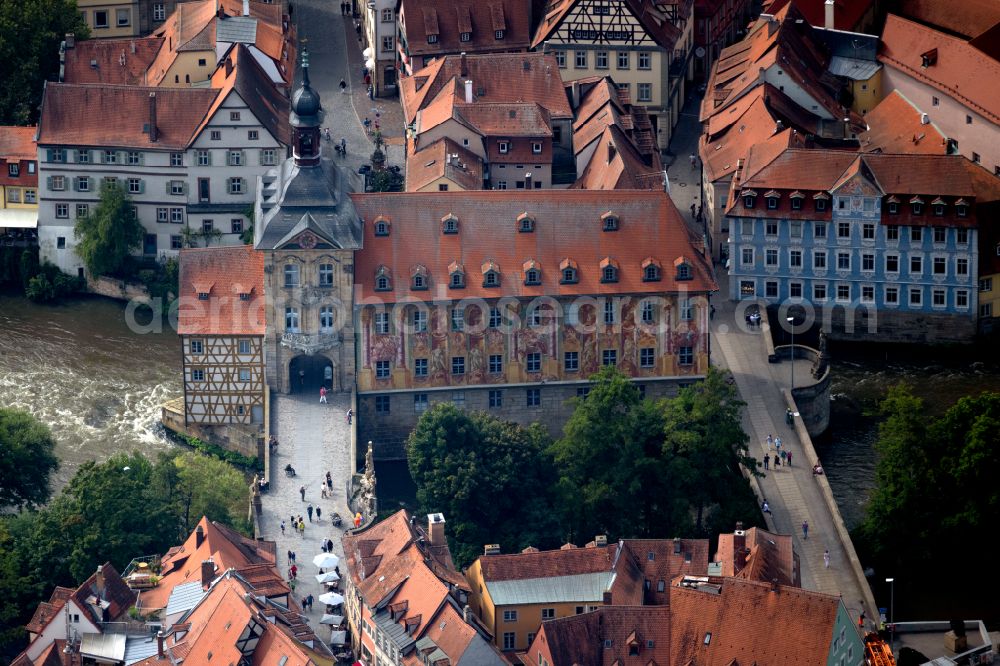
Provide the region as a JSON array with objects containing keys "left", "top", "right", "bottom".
[{"left": 288, "top": 354, "right": 335, "bottom": 394}]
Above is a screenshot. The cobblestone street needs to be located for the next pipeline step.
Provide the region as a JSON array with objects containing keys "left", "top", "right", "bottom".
[{"left": 258, "top": 392, "right": 354, "bottom": 640}]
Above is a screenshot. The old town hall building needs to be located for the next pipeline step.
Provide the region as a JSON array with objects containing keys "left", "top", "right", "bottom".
[{"left": 179, "top": 54, "right": 716, "bottom": 455}]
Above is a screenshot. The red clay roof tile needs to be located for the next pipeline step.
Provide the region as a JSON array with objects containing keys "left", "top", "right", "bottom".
[{"left": 177, "top": 246, "right": 266, "bottom": 337}]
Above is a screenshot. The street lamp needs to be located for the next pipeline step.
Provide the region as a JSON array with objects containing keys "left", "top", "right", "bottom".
[
  {"left": 885, "top": 577, "right": 895, "bottom": 654},
  {"left": 786, "top": 316, "right": 795, "bottom": 390}
]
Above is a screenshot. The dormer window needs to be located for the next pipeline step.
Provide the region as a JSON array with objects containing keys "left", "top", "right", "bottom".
[
  {"left": 449, "top": 262, "right": 465, "bottom": 289},
  {"left": 600, "top": 257, "right": 619, "bottom": 283},
  {"left": 442, "top": 214, "right": 459, "bottom": 234},
  {"left": 411, "top": 265, "right": 428, "bottom": 290},
  {"left": 374, "top": 266, "right": 392, "bottom": 292},
  {"left": 764, "top": 190, "right": 780, "bottom": 209},
  {"left": 198, "top": 292, "right": 209, "bottom": 301},
  {"left": 602, "top": 212, "right": 619, "bottom": 231},
  {"left": 956, "top": 201, "right": 969, "bottom": 217},
  {"left": 888, "top": 202, "right": 899, "bottom": 214},
  {"left": 911, "top": 197, "right": 924, "bottom": 215},
  {"left": 495, "top": 29, "right": 504, "bottom": 39},
  {"left": 239, "top": 292, "right": 251, "bottom": 301},
  {"left": 460, "top": 31, "right": 471, "bottom": 42},
  {"left": 932, "top": 198, "right": 946, "bottom": 216},
  {"left": 374, "top": 217, "right": 390, "bottom": 236},
  {"left": 790, "top": 191, "right": 804, "bottom": 210},
  {"left": 427, "top": 34, "right": 438, "bottom": 44},
  {"left": 560, "top": 259, "right": 578, "bottom": 284},
  {"left": 517, "top": 213, "right": 534, "bottom": 232},
  {"left": 498, "top": 141, "right": 510, "bottom": 154},
  {"left": 642, "top": 257, "right": 661, "bottom": 282},
  {"left": 482, "top": 260, "right": 501, "bottom": 288},
  {"left": 743, "top": 191, "right": 756, "bottom": 208},
  {"left": 525, "top": 269, "right": 540, "bottom": 285},
  {"left": 674, "top": 256, "right": 692, "bottom": 281}
]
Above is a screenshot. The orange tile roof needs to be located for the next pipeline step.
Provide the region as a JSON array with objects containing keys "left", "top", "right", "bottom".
[
  {"left": 351, "top": 191, "right": 716, "bottom": 303},
  {"left": 762, "top": 0, "right": 874, "bottom": 31},
  {"left": 896, "top": 0, "right": 1000, "bottom": 40},
  {"left": 400, "top": 0, "right": 532, "bottom": 58},
  {"left": 572, "top": 125, "right": 665, "bottom": 190},
  {"left": 701, "top": 3, "right": 859, "bottom": 130},
  {"left": 204, "top": 44, "right": 290, "bottom": 146},
  {"left": 400, "top": 53, "right": 571, "bottom": 126},
  {"left": 626, "top": 539, "right": 710, "bottom": 604},
  {"left": 460, "top": 103, "right": 552, "bottom": 136},
  {"left": 177, "top": 246, "right": 266, "bottom": 337},
  {"left": 669, "top": 577, "right": 841, "bottom": 664},
  {"left": 533, "top": 0, "right": 687, "bottom": 51},
  {"left": 879, "top": 13, "right": 1000, "bottom": 125},
  {"left": 715, "top": 527, "right": 798, "bottom": 587},
  {"left": 37, "top": 83, "right": 218, "bottom": 151},
  {"left": 534, "top": 605, "right": 673, "bottom": 666},
  {"left": 477, "top": 543, "right": 621, "bottom": 582},
  {"left": 406, "top": 137, "right": 484, "bottom": 191},
  {"left": 137, "top": 517, "right": 274, "bottom": 610},
  {"left": 0, "top": 126, "right": 36, "bottom": 160},
  {"left": 24, "top": 587, "right": 74, "bottom": 635},
  {"left": 62, "top": 37, "right": 164, "bottom": 85},
  {"left": 858, "top": 90, "right": 947, "bottom": 155},
  {"left": 147, "top": 0, "right": 219, "bottom": 85}
]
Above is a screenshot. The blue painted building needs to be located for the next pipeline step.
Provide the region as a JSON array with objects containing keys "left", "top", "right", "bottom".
[{"left": 725, "top": 149, "right": 998, "bottom": 341}]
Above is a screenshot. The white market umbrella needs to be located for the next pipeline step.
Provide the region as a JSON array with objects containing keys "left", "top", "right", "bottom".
[
  {"left": 363, "top": 47, "right": 374, "bottom": 58},
  {"left": 313, "top": 553, "right": 339, "bottom": 569},
  {"left": 315, "top": 571, "right": 340, "bottom": 583},
  {"left": 318, "top": 592, "right": 345, "bottom": 606},
  {"left": 320, "top": 614, "right": 344, "bottom": 625},
  {"left": 365, "top": 59, "right": 376, "bottom": 71}
]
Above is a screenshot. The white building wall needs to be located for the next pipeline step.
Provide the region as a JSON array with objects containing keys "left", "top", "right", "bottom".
[{"left": 25, "top": 601, "right": 99, "bottom": 662}]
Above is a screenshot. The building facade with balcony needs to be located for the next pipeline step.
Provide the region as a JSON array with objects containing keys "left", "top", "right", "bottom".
[
  {"left": 361, "top": 0, "right": 398, "bottom": 96},
  {"left": 0, "top": 127, "right": 38, "bottom": 237},
  {"left": 36, "top": 46, "right": 288, "bottom": 276},
  {"left": 533, "top": 0, "right": 694, "bottom": 151},
  {"left": 726, "top": 148, "right": 999, "bottom": 342}
]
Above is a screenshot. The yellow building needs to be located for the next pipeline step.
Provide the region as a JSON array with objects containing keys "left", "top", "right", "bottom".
[
  {"left": 0, "top": 127, "right": 38, "bottom": 236},
  {"left": 465, "top": 538, "right": 709, "bottom": 654},
  {"left": 78, "top": 0, "right": 140, "bottom": 38},
  {"left": 532, "top": 0, "right": 695, "bottom": 150}
]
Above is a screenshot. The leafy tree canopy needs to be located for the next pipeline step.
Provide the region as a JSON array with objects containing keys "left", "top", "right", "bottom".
[
  {"left": 859, "top": 386, "right": 1000, "bottom": 568},
  {"left": 75, "top": 182, "right": 144, "bottom": 277},
  {"left": 0, "top": 409, "right": 59, "bottom": 510},
  {"left": 0, "top": 0, "right": 89, "bottom": 124},
  {"left": 407, "top": 404, "right": 559, "bottom": 567}
]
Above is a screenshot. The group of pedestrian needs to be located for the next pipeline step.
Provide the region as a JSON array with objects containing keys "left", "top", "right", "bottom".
[
  {"left": 320, "top": 538, "right": 335, "bottom": 553},
  {"left": 290, "top": 514, "right": 306, "bottom": 534},
  {"left": 338, "top": 1, "right": 351, "bottom": 15},
  {"left": 301, "top": 594, "right": 315, "bottom": 610}
]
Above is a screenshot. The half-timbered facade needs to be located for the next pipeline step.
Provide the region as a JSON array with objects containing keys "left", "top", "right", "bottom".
[
  {"left": 533, "top": 0, "right": 694, "bottom": 150},
  {"left": 350, "top": 189, "right": 716, "bottom": 451},
  {"left": 177, "top": 245, "right": 266, "bottom": 425}
]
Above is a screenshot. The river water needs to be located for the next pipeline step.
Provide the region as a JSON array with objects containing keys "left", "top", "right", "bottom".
[{"left": 0, "top": 292, "right": 181, "bottom": 490}]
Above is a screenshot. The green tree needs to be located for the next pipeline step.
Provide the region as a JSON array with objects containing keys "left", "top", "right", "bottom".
[
  {"left": 162, "top": 451, "right": 251, "bottom": 534},
  {"left": 407, "top": 404, "right": 559, "bottom": 567},
  {"left": 0, "top": 0, "right": 89, "bottom": 124},
  {"left": 662, "top": 368, "right": 758, "bottom": 536},
  {"left": 74, "top": 182, "right": 144, "bottom": 277},
  {"left": 551, "top": 365, "right": 679, "bottom": 542},
  {"left": 0, "top": 408, "right": 59, "bottom": 510}
]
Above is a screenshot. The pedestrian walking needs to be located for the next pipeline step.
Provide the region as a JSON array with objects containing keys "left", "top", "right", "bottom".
[
  {"left": 307, "top": 594, "right": 314, "bottom": 610},
  {"left": 290, "top": 564, "right": 297, "bottom": 579},
  {"left": 773, "top": 455, "right": 781, "bottom": 468},
  {"left": 320, "top": 386, "right": 328, "bottom": 403},
  {"left": 824, "top": 550, "right": 830, "bottom": 568},
  {"left": 339, "top": 79, "right": 347, "bottom": 94},
  {"left": 300, "top": 485, "right": 306, "bottom": 501},
  {"left": 287, "top": 549, "right": 292, "bottom": 562},
  {"left": 307, "top": 505, "right": 314, "bottom": 522},
  {"left": 802, "top": 520, "right": 809, "bottom": 539},
  {"left": 339, "top": 137, "right": 347, "bottom": 155},
  {"left": 321, "top": 486, "right": 328, "bottom": 499},
  {"left": 346, "top": 408, "right": 353, "bottom": 424},
  {"left": 775, "top": 436, "right": 782, "bottom": 452},
  {"left": 298, "top": 520, "right": 305, "bottom": 534},
  {"left": 763, "top": 454, "right": 770, "bottom": 470},
  {"left": 354, "top": 512, "right": 362, "bottom": 528},
  {"left": 787, "top": 450, "right": 793, "bottom": 466},
  {"left": 762, "top": 500, "right": 772, "bottom": 514},
  {"left": 281, "top": 521, "right": 286, "bottom": 535},
  {"left": 327, "top": 539, "right": 334, "bottom": 552},
  {"left": 316, "top": 507, "right": 322, "bottom": 520},
  {"left": 766, "top": 434, "right": 773, "bottom": 450},
  {"left": 689, "top": 153, "right": 697, "bottom": 169},
  {"left": 290, "top": 550, "right": 296, "bottom": 563},
  {"left": 290, "top": 579, "right": 296, "bottom": 592},
  {"left": 321, "top": 540, "right": 328, "bottom": 553},
  {"left": 290, "top": 514, "right": 295, "bottom": 526},
  {"left": 326, "top": 474, "right": 333, "bottom": 490},
  {"left": 780, "top": 449, "right": 787, "bottom": 464},
  {"left": 690, "top": 203, "right": 697, "bottom": 218}
]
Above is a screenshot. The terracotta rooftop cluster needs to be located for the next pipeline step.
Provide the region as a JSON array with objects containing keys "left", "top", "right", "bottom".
[{"left": 14, "top": 518, "right": 323, "bottom": 666}]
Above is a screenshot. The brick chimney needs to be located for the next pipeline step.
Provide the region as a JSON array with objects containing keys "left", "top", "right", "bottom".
[
  {"left": 463, "top": 605, "right": 472, "bottom": 624},
  {"left": 824, "top": 0, "right": 835, "bottom": 29},
  {"left": 95, "top": 564, "right": 105, "bottom": 594},
  {"left": 607, "top": 141, "right": 616, "bottom": 163},
  {"left": 201, "top": 559, "right": 215, "bottom": 588},
  {"left": 673, "top": 537, "right": 682, "bottom": 555},
  {"left": 460, "top": 52, "right": 467, "bottom": 77},
  {"left": 427, "top": 513, "right": 446, "bottom": 547},
  {"left": 733, "top": 522, "right": 747, "bottom": 570},
  {"left": 195, "top": 524, "right": 204, "bottom": 547},
  {"left": 156, "top": 631, "right": 165, "bottom": 658},
  {"left": 65, "top": 33, "right": 75, "bottom": 48},
  {"left": 148, "top": 92, "right": 158, "bottom": 143}
]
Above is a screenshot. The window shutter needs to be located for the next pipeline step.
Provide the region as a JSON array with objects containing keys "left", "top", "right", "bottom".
[
  {"left": 138, "top": 179, "right": 146, "bottom": 194},
  {"left": 166, "top": 181, "right": 172, "bottom": 195},
  {"left": 182, "top": 182, "right": 188, "bottom": 195},
  {"left": 207, "top": 151, "right": 213, "bottom": 166},
  {"left": 46, "top": 149, "right": 53, "bottom": 162},
  {"left": 46, "top": 176, "right": 53, "bottom": 189},
  {"left": 118, "top": 151, "right": 127, "bottom": 164},
  {"left": 71, "top": 178, "right": 78, "bottom": 192},
  {"left": 240, "top": 149, "right": 246, "bottom": 165}
]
